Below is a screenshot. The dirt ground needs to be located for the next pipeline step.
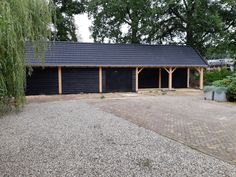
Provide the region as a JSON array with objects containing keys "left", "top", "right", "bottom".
[
  {"left": 26, "top": 89, "right": 236, "bottom": 165},
  {"left": 26, "top": 89, "right": 203, "bottom": 104}
]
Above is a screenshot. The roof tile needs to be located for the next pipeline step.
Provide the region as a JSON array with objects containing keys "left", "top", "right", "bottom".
[{"left": 26, "top": 42, "right": 207, "bottom": 67}]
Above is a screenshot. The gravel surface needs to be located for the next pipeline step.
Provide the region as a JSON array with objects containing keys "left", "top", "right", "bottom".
[
  {"left": 0, "top": 100, "right": 236, "bottom": 177},
  {"left": 87, "top": 95, "right": 236, "bottom": 164}
]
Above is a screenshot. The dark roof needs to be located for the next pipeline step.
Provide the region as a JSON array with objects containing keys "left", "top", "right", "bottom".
[{"left": 26, "top": 41, "right": 207, "bottom": 67}]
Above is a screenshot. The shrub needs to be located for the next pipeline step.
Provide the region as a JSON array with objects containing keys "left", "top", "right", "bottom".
[
  {"left": 0, "top": 97, "right": 14, "bottom": 117},
  {"left": 206, "top": 72, "right": 236, "bottom": 102},
  {"left": 214, "top": 87, "right": 227, "bottom": 94},
  {"left": 212, "top": 78, "right": 231, "bottom": 87},
  {"left": 226, "top": 81, "right": 236, "bottom": 102},
  {"left": 204, "top": 68, "right": 231, "bottom": 85},
  {"left": 203, "top": 86, "right": 215, "bottom": 93}
]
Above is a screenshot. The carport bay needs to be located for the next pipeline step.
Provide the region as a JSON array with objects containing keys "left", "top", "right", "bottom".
[
  {"left": 25, "top": 42, "right": 207, "bottom": 95},
  {"left": 25, "top": 66, "right": 204, "bottom": 95}
]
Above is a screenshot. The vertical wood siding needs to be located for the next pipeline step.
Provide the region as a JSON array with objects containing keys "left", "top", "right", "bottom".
[
  {"left": 173, "top": 68, "right": 187, "bottom": 88},
  {"left": 62, "top": 68, "right": 99, "bottom": 94},
  {"left": 138, "top": 68, "right": 159, "bottom": 88},
  {"left": 26, "top": 67, "right": 58, "bottom": 95},
  {"left": 102, "top": 70, "right": 106, "bottom": 93},
  {"left": 132, "top": 69, "right": 136, "bottom": 92},
  {"left": 161, "top": 69, "right": 169, "bottom": 88},
  {"left": 104, "top": 68, "right": 134, "bottom": 92}
]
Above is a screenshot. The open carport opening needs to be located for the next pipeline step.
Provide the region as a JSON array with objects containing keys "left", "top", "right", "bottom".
[{"left": 138, "top": 68, "right": 188, "bottom": 89}]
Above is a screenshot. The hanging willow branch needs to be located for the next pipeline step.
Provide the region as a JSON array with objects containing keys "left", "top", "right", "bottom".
[{"left": 0, "top": 0, "right": 54, "bottom": 114}]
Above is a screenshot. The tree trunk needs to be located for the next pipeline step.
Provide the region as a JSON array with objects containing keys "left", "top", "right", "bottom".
[{"left": 131, "top": 28, "right": 139, "bottom": 44}]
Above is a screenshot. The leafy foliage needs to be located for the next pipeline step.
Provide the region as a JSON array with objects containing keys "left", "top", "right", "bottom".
[
  {"left": 212, "top": 78, "right": 231, "bottom": 87},
  {"left": 203, "top": 86, "right": 215, "bottom": 93},
  {"left": 208, "top": 72, "right": 236, "bottom": 102},
  {"left": 162, "top": 0, "right": 224, "bottom": 56},
  {"left": 53, "top": 0, "right": 85, "bottom": 41},
  {"left": 204, "top": 68, "right": 231, "bottom": 85},
  {"left": 214, "top": 87, "right": 228, "bottom": 94},
  {"left": 227, "top": 80, "right": 236, "bottom": 102},
  {"left": 86, "top": 0, "right": 236, "bottom": 57},
  {"left": 86, "top": 0, "right": 162, "bottom": 43},
  {"left": 0, "top": 0, "right": 53, "bottom": 114},
  {"left": 205, "top": 0, "right": 236, "bottom": 58}
]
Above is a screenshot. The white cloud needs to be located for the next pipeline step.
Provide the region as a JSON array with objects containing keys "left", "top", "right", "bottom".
[{"left": 74, "top": 13, "right": 93, "bottom": 42}]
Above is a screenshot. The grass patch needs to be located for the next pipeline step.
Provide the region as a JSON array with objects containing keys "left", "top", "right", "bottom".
[
  {"left": 0, "top": 97, "right": 24, "bottom": 117},
  {"left": 0, "top": 98, "right": 13, "bottom": 117},
  {"left": 137, "top": 158, "right": 153, "bottom": 170},
  {"left": 100, "top": 95, "right": 105, "bottom": 99}
]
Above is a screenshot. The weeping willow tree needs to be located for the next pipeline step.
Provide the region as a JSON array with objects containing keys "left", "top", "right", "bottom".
[{"left": 0, "top": 0, "right": 54, "bottom": 115}]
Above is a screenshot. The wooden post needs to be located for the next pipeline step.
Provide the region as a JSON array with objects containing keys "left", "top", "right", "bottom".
[
  {"left": 200, "top": 67, "right": 204, "bottom": 90},
  {"left": 169, "top": 68, "right": 173, "bottom": 90},
  {"left": 164, "top": 67, "right": 176, "bottom": 90},
  {"left": 196, "top": 67, "right": 204, "bottom": 90},
  {"left": 58, "top": 66, "right": 62, "bottom": 95},
  {"left": 187, "top": 68, "right": 190, "bottom": 88},
  {"left": 99, "top": 67, "right": 102, "bottom": 93},
  {"left": 136, "top": 67, "right": 138, "bottom": 92},
  {"left": 159, "top": 68, "right": 162, "bottom": 89}
]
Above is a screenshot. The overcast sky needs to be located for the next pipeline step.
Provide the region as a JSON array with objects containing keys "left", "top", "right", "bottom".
[
  {"left": 74, "top": 13, "right": 129, "bottom": 43},
  {"left": 74, "top": 14, "right": 93, "bottom": 42}
]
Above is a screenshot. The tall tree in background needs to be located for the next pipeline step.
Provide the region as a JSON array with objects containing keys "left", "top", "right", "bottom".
[
  {"left": 87, "top": 0, "right": 236, "bottom": 58},
  {"left": 0, "top": 0, "right": 53, "bottom": 114},
  {"left": 161, "top": 0, "right": 234, "bottom": 56},
  {"left": 86, "top": 0, "right": 162, "bottom": 43},
  {"left": 206, "top": 0, "right": 236, "bottom": 58},
  {"left": 53, "top": 0, "right": 85, "bottom": 41}
]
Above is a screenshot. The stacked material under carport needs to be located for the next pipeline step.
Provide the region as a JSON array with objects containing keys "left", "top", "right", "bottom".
[{"left": 25, "top": 42, "right": 207, "bottom": 95}]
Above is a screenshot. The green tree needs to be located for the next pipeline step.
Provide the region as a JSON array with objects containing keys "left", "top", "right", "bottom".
[
  {"left": 86, "top": 0, "right": 161, "bottom": 43},
  {"left": 0, "top": 0, "right": 53, "bottom": 114},
  {"left": 205, "top": 0, "right": 236, "bottom": 58},
  {"left": 87, "top": 0, "right": 236, "bottom": 58},
  {"left": 156, "top": 0, "right": 224, "bottom": 55},
  {"left": 53, "top": 0, "right": 85, "bottom": 41}
]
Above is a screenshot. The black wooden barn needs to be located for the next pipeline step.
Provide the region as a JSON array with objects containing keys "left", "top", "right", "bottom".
[{"left": 25, "top": 42, "right": 207, "bottom": 95}]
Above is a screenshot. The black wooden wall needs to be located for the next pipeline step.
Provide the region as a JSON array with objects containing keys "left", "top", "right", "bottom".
[
  {"left": 102, "top": 68, "right": 136, "bottom": 92},
  {"left": 173, "top": 68, "right": 187, "bottom": 88},
  {"left": 139, "top": 68, "right": 159, "bottom": 88},
  {"left": 62, "top": 68, "right": 99, "bottom": 94},
  {"left": 26, "top": 67, "right": 58, "bottom": 95},
  {"left": 104, "top": 68, "right": 134, "bottom": 92},
  {"left": 26, "top": 67, "right": 187, "bottom": 95}
]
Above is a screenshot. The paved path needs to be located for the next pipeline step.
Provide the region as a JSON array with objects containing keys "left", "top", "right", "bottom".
[
  {"left": 0, "top": 100, "right": 235, "bottom": 176},
  {"left": 88, "top": 95, "right": 236, "bottom": 164}
]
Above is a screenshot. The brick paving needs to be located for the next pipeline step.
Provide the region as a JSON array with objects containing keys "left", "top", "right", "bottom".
[{"left": 87, "top": 95, "right": 236, "bottom": 165}]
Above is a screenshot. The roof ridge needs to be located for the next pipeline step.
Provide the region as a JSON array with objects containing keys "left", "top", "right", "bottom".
[{"left": 49, "top": 41, "right": 190, "bottom": 48}]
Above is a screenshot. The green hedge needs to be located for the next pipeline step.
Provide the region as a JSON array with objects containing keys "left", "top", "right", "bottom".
[
  {"left": 212, "top": 78, "right": 231, "bottom": 87},
  {"left": 204, "top": 68, "right": 231, "bottom": 85},
  {"left": 226, "top": 74, "right": 236, "bottom": 102},
  {"left": 208, "top": 73, "right": 236, "bottom": 102},
  {"left": 203, "top": 86, "right": 215, "bottom": 92},
  {"left": 227, "top": 81, "right": 236, "bottom": 102}
]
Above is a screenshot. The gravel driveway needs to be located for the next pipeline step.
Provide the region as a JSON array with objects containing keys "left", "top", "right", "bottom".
[
  {"left": 0, "top": 100, "right": 236, "bottom": 177},
  {"left": 88, "top": 95, "right": 236, "bottom": 164}
]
